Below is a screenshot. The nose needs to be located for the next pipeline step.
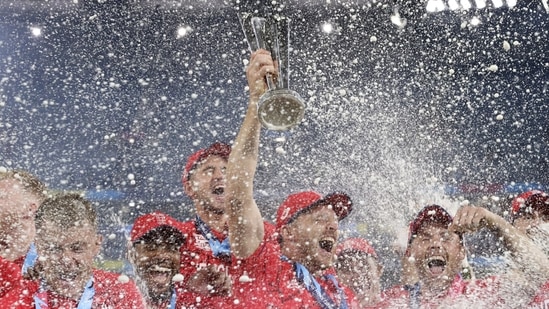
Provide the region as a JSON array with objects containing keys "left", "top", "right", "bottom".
[
  {"left": 429, "top": 237, "right": 443, "bottom": 250},
  {"left": 326, "top": 219, "right": 338, "bottom": 232},
  {"left": 212, "top": 167, "right": 225, "bottom": 180},
  {"left": 58, "top": 252, "right": 78, "bottom": 267},
  {"left": 154, "top": 247, "right": 177, "bottom": 259}
]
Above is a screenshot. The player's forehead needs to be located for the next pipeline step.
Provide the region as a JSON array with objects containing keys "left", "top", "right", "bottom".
[
  {"left": 0, "top": 180, "right": 39, "bottom": 210},
  {"left": 196, "top": 155, "right": 227, "bottom": 169},
  {"left": 298, "top": 205, "right": 337, "bottom": 222},
  {"left": 415, "top": 222, "right": 450, "bottom": 237},
  {"left": 0, "top": 179, "right": 24, "bottom": 195},
  {"left": 38, "top": 219, "right": 95, "bottom": 234}
]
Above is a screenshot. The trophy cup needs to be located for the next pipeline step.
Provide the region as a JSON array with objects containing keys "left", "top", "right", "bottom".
[{"left": 239, "top": 13, "right": 305, "bottom": 131}]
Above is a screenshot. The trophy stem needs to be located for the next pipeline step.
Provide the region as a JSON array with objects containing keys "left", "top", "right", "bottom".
[{"left": 239, "top": 13, "right": 305, "bottom": 131}]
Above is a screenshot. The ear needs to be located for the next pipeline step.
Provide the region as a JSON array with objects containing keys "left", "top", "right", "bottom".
[
  {"left": 127, "top": 246, "right": 136, "bottom": 265},
  {"left": 280, "top": 225, "right": 294, "bottom": 241},
  {"left": 183, "top": 177, "right": 195, "bottom": 198},
  {"left": 458, "top": 243, "right": 466, "bottom": 263},
  {"left": 29, "top": 202, "right": 39, "bottom": 214},
  {"left": 92, "top": 234, "right": 103, "bottom": 256},
  {"left": 376, "top": 258, "right": 384, "bottom": 275}
]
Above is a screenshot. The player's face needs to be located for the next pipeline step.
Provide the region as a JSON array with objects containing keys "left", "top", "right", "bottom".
[
  {"left": 132, "top": 237, "right": 181, "bottom": 301},
  {"left": 514, "top": 210, "right": 549, "bottom": 257},
  {"left": 337, "top": 253, "right": 382, "bottom": 307},
  {"left": 0, "top": 179, "right": 40, "bottom": 261},
  {"left": 186, "top": 156, "right": 227, "bottom": 215},
  {"left": 287, "top": 206, "right": 339, "bottom": 273},
  {"left": 408, "top": 223, "right": 464, "bottom": 283},
  {"left": 36, "top": 221, "right": 100, "bottom": 300}
]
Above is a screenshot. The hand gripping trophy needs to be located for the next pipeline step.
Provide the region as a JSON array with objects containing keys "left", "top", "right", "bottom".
[{"left": 239, "top": 13, "right": 305, "bottom": 131}]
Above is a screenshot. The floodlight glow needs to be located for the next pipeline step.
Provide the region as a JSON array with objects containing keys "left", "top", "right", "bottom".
[
  {"left": 460, "top": 0, "right": 472, "bottom": 10},
  {"left": 426, "top": 0, "right": 446, "bottom": 12},
  {"left": 470, "top": 16, "right": 481, "bottom": 26},
  {"left": 30, "top": 26, "right": 42, "bottom": 37},
  {"left": 448, "top": 0, "right": 460, "bottom": 10},
  {"left": 492, "top": 0, "right": 503, "bottom": 8},
  {"left": 321, "top": 22, "right": 333, "bottom": 34},
  {"left": 506, "top": 0, "right": 517, "bottom": 7},
  {"left": 474, "top": 0, "right": 486, "bottom": 8},
  {"left": 176, "top": 26, "right": 192, "bottom": 38}
]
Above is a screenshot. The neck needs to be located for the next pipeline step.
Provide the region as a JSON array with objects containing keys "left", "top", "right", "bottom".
[
  {"left": 148, "top": 291, "right": 172, "bottom": 306},
  {"left": 420, "top": 276, "right": 452, "bottom": 299},
  {"left": 282, "top": 246, "right": 325, "bottom": 277},
  {"left": 359, "top": 294, "right": 381, "bottom": 308},
  {"left": 197, "top": 210, "right": 227, "bottom": 232}
]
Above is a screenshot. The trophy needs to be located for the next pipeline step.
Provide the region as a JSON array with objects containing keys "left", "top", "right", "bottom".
[{"left": 239, "top": 13, "right": 305, "bottom": 131}]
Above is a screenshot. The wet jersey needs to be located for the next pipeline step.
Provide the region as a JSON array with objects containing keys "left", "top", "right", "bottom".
[
  {"left": 381, "top": 275, "right": 501, "bottom": 308},
  {"left": 275, "top": 258, "right": 357, "bottom": 309},
  {"left": 0, "top": 256, "right": 22, "bottom": 299},
  {"left": 177, "top": 219, "right": 279, "bottom": 308},
  {"left": 526, "top": 280, "right": 549, "bottom": 309},
  {"left": 1, "top": 269, "right": 145, "bottom": 309}
]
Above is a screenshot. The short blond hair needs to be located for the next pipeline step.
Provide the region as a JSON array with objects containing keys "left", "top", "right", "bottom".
[
  {"left": 36, "top": 193, "right": 97, "bottom": 230},
  {"left": 0, "top": 169, "right": 47, "bottom": 201}
]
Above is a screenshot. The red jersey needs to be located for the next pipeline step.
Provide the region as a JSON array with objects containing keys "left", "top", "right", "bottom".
[
  {"left": 177, "top": 219, "right": 279, "bottom": 308},
  {"left": 0, "top": 256, "right": 22, "bottom": 299},
  {"left": 275, "top": 258, "right": 357, "bottom": 309},
  {"left": 381, "top": 275, "right": 502, "bottom": 308},
  {"left": 221, "top": 230, "right": 356, "bottom": 309},
  {"left": 527, "top": 280, "right": 549, "bottom": 309},
  {"left": 0, "top": 269, "right": 145, "bottom": 309},
  {"left": 178, "top": 218, "right": 355, "bottom": 308}
]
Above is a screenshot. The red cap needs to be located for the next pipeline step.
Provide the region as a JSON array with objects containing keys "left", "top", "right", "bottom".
[
  {"left": 408, "top": 205, "right": 453, "bottom": 244},
  {"left": 511, "top": 190, "right": 549, "bottom": 220},
  {"left": 275, "top": 191, "right": 352, "bottom": 230},
  {"left": 337, "top": 237, "right": 377, "bottom": 258},
  {"left": 130, "top": 212, "right": 184, "bottom": 242},
  {"left": 181, "top": 142, "right": 231, "bottom": 189}
]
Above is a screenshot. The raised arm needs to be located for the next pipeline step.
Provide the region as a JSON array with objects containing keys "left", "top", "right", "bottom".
[
  {"left": 450, "top": 205, "right": 549, "bottom": 301},
  {"left": 226, "top": 50, "right": 276, "bottom": 259}
]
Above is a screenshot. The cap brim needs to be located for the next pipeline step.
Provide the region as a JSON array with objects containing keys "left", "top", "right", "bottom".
[
  {"left": 133, "top": 225, "right": 186, "bottom": 244},
  {"left": 408, "top": 205, "right": 453, "bottom": 243},
  {"left": 319, "top": 192, "right": 353, "bottom": 221}
]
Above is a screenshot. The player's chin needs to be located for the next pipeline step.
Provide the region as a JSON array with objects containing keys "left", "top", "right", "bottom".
[{"left": 315, "top": 253, "right": 335, "bottom": 270}]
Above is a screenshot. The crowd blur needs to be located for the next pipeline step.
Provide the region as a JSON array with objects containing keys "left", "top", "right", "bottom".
[{"left": 1, "top": 50, "right": 548, "bottom": 308}]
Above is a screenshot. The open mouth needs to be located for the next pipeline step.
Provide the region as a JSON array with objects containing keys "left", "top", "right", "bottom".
[
  {"left": 57, "top": 272, "right": 79, "bottom": 282},
  {"left": 426, "top": 256, "right": 446, "bottom": 275},
  {"left": 319, "top": 237, "right": 335, "bottom": 253},
  {"left": 0, "top": 239, "right": 9, "bottom": 249},
  {"left": 212, "top": 185, "right": 225, "bottom": 195},
  {"left": 145, "top": 265, "right": 174, "bottom": 283},
  {"left": 149, "top": 265, "right": 172, "bottom": 273}
]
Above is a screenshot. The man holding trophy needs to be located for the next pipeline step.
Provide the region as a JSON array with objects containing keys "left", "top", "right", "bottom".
[{"left": 219, "top": 13, "right": 358, "bottom": 309}]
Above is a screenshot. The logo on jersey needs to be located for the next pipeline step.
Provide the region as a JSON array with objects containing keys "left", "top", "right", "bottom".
[{"left": 194, "top": 233, "right": 211, "bottom": 251}]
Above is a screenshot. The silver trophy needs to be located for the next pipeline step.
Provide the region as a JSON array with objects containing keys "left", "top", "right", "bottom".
[{"left": 239, "top": 13, "right": 305, "bottom": 131}]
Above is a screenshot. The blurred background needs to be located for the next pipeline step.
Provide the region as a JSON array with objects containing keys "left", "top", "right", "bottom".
[{"left": 1, "top": 0, "right": 548, "bottom": 284}]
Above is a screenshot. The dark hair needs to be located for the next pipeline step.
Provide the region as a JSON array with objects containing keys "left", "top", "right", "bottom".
[
  {"left": 35, "top": 193, "right": 97, "bottom": 230},
  {"left": 0, "top": 169, "right": 47, "bottom": 201}
]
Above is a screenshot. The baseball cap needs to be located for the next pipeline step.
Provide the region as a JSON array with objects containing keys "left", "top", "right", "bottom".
[
  {"left": 511, "top": 190, "right": 549, "bottom": 221},
  {"left": 337, "top": 237, "right": 377, "bottom": 258},
  {"left": 275, "top": 191, "right": 353, "bottom": 230},
  {"left": 181, "top": 142, "right": 231, "bottom": 189},
  {"left": 408, "top": 205, "right": 453, "bottom": 244},
  {"left": 130, "top": 211, "right": 185, "bottom": 243}
]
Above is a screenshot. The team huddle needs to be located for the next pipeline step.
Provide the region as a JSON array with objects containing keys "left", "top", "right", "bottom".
[{"left": 1, "top": 50, "right": 548, "bottom": 308}]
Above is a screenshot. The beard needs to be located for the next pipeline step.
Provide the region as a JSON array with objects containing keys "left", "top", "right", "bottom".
[{"left": 527, "top": 222, "right": 549, "bottom": 258}]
